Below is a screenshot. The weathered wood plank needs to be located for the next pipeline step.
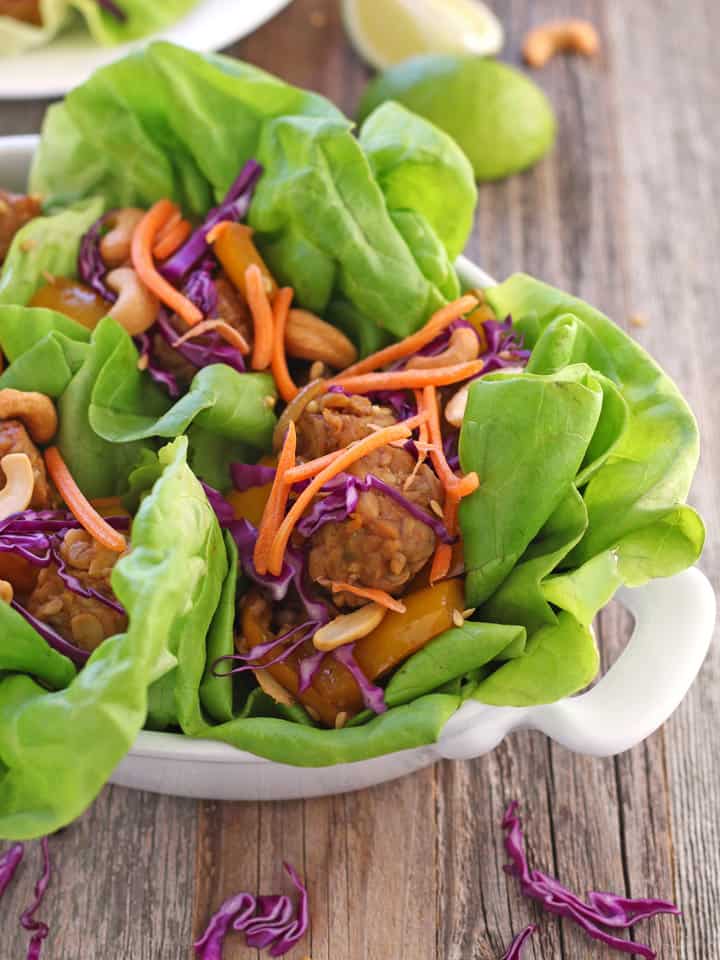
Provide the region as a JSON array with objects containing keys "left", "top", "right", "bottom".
[
  {"left": 5, "top": 786, "right": 198, "bottom": 958},
  {"left": 1, "top": 0, "right": 718, "bottom": 957}
]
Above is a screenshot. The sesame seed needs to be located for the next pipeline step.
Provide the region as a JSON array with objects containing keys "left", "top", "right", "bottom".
[
  {"left": 335, "top": 711, "right": 348, "bottom": 729},
  {"left": 462, "top": 607, "right": 476, "bottom": 619},
  {"left": 137, "top": 354, "right": 149, "bottom": 371},
  {"left": 452, "top": 609, "right": 464, "bottom": 628},
  {"left": 430, "top": 499, "right": 444, "bottom": 518},
  {"left": 42, "top": 270, "right": 56, "bottom": 285},
  {"left": 264, "top": 395, "right": 277, "bottom": 409}
]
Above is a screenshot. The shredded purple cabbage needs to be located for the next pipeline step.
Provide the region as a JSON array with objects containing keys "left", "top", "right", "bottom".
[
  {"left": 20, "top": 837, "right": 51, "bottom": 960},
  {"left": 500, "top": 925, "right": 537, "bottom": 959},
  {"left": 155, "top": 309, "right": 246, "bottom": 375},
  {"left": 480, "top": 317, "right": 531, "bottom": 373},
  {"left": 96, "top": 0, "right": 127, "bottom": 21},
  {"left": 12, "top": 601, "right": 90, "bottom": 667},
  {"left": 333, "top": 643, "right": 387, "bottom": 714},
  {"left": 201, "top": 482, "right": 235, "bottom": 528},
  {"left": 0, "top": 842, "right": 24, "bottom": 899},
  {"left": 183, "top": 254, "right": 219, "bottom": 317},
  {"left": 295, "top": 472, "right": 452, "bottom": 543},
  {"left": 193, "top": 861, "right": 308, "bottom": 959},
  {"left": 230, "top": 462, "right": 276, "bottom": 492},
  {"left": 162, "top": 160, "right": 263, "bottom": 284},
  {"left": 77, "top": 212, "right": 117, "bottom": 303},
  {"left": 367, "top": 389, "right": 417, "bottom": 421},
  {"left": 0, "top": 511, "right": 128, "bottom": 617},
  {"left": 214, "top": 620, "right": 320, "bottom": 678},
  {"left": 503, "top": 802, "right": 680, "bottom": 958},
  {"left": 297, "top": 647, "right": 326, "bottom": 693},
  {"left": 228, "top": 519, "right": 328, "bottom": 624},
  {"left": 136, "top": 333, "right": 181, "bottom": 398}
]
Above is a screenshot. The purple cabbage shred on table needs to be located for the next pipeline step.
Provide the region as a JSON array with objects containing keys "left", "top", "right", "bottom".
[
  {"left": 193, "top": 861, "right": 309, "bottom": 959},
  {"left": 499, "top": 924, "right": 537, "bottom": 959},
  {"left": 502, "top": 802, "right": 680, "bottom": 958}
]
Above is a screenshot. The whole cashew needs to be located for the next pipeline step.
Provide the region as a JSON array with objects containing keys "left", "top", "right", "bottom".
[
  {"left": 106, "top": 268, "right": 160, "bottom": 337},
  {"left": 523, "top": 19, "right": 600, "bottom": 68},
  {"left": 313, "top": 603, "right": 387, "bottom": 652},
  {"left": 0, "top": 453, "right": 35, "bottom": 522},
  {"left": 444, "top": 382, "right": 471, "bottom": 429},
  {"left": 99, "top": 208, "right": 145, "bottom": 267},
  {"left": 406, "top": 326, "right": 480, "bottom": 370},
  {"left": 0, "top": 580, "right": 13, "bottom": 604},
  {"left": 0, "top": 389, "right": 57, "bottom": 443}
]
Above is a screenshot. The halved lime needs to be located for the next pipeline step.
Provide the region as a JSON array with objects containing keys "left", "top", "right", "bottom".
[{"left": 342, "top": 0, "right": 504, "bottom": 70}]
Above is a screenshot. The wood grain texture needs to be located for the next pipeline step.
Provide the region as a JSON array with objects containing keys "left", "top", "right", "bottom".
[{"left": 2, "top": 0, "right": 719, "bottom": 957}]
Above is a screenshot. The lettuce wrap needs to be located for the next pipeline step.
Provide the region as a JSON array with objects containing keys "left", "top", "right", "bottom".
[
  {"left": 0, "top": 46, "right": 705, "bottom": 839},
  {"left": 0, "top": 0, "right": 198, "bottom": 55}
]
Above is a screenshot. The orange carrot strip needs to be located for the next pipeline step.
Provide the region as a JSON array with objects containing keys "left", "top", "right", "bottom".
[
  {"left": 451, "top": 471, "right": 480, "bottom": 499},
  {"left": 422, "top": 385, "right": 461, "bottom": 489},
  {"left": 271, "top": 287, "right": 298, "bottom": 402},
  {"left": 172, "top": 319, "right": 250, "bottom": 355},
  {"left": 284, "top": 450, "right": 345, "bottom": 485},
  {"left": 44, "top": 447, "right": 127, "bottom": 554},
  {"left": 131, "top": 200, "right": 202, "bottom": 327},
  {"left": 338, "top": 295, "right": 479, "bottom": 378},
  {"left": 267, "top": 413, "right": 427, "bottom": 576},
  {"left": 153, "top": 217, "right": 192, "bottom": 260},
  {"left": 254, "top": 421, "right": 296, "bottom": 575},
  {"left": 245, "top": 263, "right": 274, "bottom": 370},
  {"left": 430, "top": 496, "right": 458, "bottom": 585},
  {"left": 332, "top": 360, "right": 484, "bottom": 395},
  {"left": 330, "top": 581, "right": 407, "bottom": 614}
]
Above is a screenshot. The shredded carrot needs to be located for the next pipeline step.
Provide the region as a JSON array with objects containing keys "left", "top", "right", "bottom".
[
  {"left": 430, "top": 495, "right": 458, "bottom": 584},
  {"left": 421, "top": 384, "right": 461, "bottom": 489},
  {"left": 284, "top": 450, "right": 345, "bottom": 485},
  {"left": 44, "top": 447, "right": 127, "bottom": 554},
  {"left": 330, "top": 581, "right": 407, "bottom": 614},
  {"left": 245, "top": 263, "right": 274, "bottom": 370},
  {"left": 338, "top": 295, "right": 479, "bottom": 378},
  {"left": 332, "top": 360, "right": 484, "bottom": 395},
  {"left": 271, "top": 287, "right": 298, "bottom": 402},
  {"left": 153, "top": 217, "right": 192, "bottom": 260},
  {"left": 131, "top": 199, "right": 203, "bottom": 327},
  {"left": 267, "top": 413, "right": 427, "bottom": 576},
  {"left": 253, "top": 421, "right": 296, "bottom": 575},
  {"left": 172, "top": 319, "right": 250, "bottom": 355},
  {"left": 451, "top": 471, "right": 480, "bottom": 499}
]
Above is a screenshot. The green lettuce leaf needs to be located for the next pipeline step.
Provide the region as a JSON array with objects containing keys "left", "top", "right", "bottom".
[
  {"left": 459, "top": 363, "right": 611, "bottom": 605},
  {"left": 0, "top": 199, "right": 103, "bottom": 306},
  {"left": 30, "top": 42, "right": 476, "bottom": 347},
  {"left": 69, "top": 0, "right": 198, "bottom": 44},
  {"left": 0, "top": 437, "right": 222, "bottom": 839},
  {"left": 473, "top": 612, "right": 599, "bottom": 707},
  {"left": 485, "top": 275, "right": 704, "bottom": 583}
]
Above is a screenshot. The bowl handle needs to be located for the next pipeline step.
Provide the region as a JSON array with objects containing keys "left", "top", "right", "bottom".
[{"left": 437, "top": 567, "right": 715, "bottom": 760}]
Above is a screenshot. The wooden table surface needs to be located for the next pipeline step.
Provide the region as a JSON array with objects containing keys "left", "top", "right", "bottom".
[{"left": 2, "top": 1, "right": 718, "bottom": 957}]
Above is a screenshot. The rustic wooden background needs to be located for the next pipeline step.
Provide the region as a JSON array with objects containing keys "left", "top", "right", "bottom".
[{"left": 2, "top": 0, "right": 718, "bottom": 956}]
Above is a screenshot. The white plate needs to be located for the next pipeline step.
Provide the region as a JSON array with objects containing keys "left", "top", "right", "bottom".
[
  {"left": 0, "top": 0, "right": 293, "bottom": 100},
  {"left": 0, "top": 135, "right": 715, "bottom": 801}
]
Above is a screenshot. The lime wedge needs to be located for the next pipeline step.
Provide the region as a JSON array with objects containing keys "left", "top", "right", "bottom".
[{"left": 342, "top": 0, "right": 504, "bottom": 70}]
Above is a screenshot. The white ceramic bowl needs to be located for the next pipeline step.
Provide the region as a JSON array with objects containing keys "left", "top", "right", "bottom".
[
  {"left": 0, "top": 0, "right": 293, "bottom": 100},
  {"left": 1, "top": 136, "right": 715, "bottom": 801}
]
